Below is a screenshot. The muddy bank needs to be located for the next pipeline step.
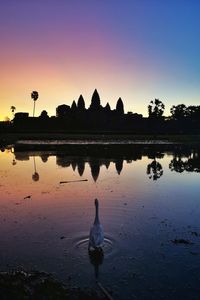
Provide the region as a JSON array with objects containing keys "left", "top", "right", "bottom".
[{"left": 0, "top": 270, "right": 107, "bottom": 300}]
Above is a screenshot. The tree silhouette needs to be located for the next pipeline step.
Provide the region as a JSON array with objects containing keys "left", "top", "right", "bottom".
[
  {"left": 170, "top": 104, "right": 187, "bottom": 120},
  {"left": 40, "top": 110, "right": 49, "bottom": 119},
  {"left": 77, "top": 95, "right": 85, "bottom": 111},
  {"left": 90, "top": 89, "right": 101, "bottom": 111},
  {"left": 31, "top": 91, "right": 39, "bottom": 117},
  {"left": 148, "top": 99, "right": 165, "bottom": 118},
  {"left": 116, "top": 98, "right": 124, "bottom": 114},
  {"left": 187, "top": 105, "right": 200, "bottom": 121},
  {"left": 10, "top": 106, "right": 16, "bottom": 118},
  {"left": 56, "top": 104, "right": 70, "bottom": 118}
]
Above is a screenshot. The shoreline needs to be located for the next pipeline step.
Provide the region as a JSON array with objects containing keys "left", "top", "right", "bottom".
[
  {"left": 1, "top": 132, "right": 200, "bottom": 144},
  {"left": 1, "top": 133, "right": 200, "bottom": 154}
]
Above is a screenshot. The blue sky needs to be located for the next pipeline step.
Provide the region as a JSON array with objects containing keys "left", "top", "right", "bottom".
[{"left": 0, "top": 0, "right": 200, "bottom": 119}]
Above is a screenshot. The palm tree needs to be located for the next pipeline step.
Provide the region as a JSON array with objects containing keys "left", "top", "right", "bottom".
[
  {"left": 31, "top": 91, "right": 39, "bottom": 117},
  {"left": 10, "top": 106, "right": 16, "bottom": 118}
]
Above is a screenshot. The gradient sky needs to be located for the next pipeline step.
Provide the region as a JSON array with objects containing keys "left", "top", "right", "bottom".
[{"left": 0, "top": 0, "right": 200, "bottom": 120}]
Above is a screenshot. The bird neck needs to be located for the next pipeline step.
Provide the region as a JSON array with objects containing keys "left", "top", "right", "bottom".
[{"left": 94, "top": 203, "right": 100, "bottom": 225}]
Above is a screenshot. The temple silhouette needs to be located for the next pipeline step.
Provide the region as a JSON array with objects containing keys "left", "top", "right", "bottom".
[{"left": 1, "top": 89, "right": 200, "bottom": 134}]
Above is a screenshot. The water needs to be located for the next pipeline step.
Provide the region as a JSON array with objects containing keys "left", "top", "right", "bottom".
[{"left": 0, "top": 145, "right": 200, "bottom": 299}]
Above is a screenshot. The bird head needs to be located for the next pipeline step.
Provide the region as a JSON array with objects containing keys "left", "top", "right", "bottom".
[{"left": 95, "top": 198, "right": 99, "bottom": 206}]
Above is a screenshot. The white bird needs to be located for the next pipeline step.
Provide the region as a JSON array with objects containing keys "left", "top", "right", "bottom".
[{"left": 88, "top": 199, "right": 104, "bottom": 251}]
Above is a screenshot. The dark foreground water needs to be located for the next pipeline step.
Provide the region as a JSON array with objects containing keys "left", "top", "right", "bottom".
[{"left": 0, "top": 145, "right": 200, "bottom": 299}]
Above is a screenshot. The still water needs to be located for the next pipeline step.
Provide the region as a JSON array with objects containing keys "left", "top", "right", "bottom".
[{"left": 0, "top": 145, "right": 200, "bottom": 299}]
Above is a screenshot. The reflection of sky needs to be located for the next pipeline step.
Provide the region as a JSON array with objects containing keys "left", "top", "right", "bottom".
[
  {"left": 0, "top": 150, "right": 200, "bottom": 298},
  {"left": 0, "top": 149, "right": 199, "bottom": 214},
  {"left": 0, "top": 0, "right": 200, "bottom": 120}
]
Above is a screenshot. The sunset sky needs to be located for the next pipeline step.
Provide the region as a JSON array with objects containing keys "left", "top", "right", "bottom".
[{"left": 0, "top": 0, "right": 200, "bottom": 120}]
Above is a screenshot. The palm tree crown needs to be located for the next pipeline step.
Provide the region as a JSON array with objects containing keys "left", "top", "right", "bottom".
[
  {"left": 31, "top": 91, "right": 39, "bottom": 101},
  {"left": 31, "top": 91, "right": 39, "bottom": 117}
]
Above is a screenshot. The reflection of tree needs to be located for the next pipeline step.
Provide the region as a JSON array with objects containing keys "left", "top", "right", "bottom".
[
  {"left": 56, "top": 156, "right": 71, "bottom": 168},
  {"left": 185, "top": 157, "right": 200, "bottom": 172},
  {"left": 32, "top": 156, "right": 39, "bottom": 182},
  {"left": 115, "top": 159, "right": 123, "bottom": 175},
  {"left": 11, "top": 148, "right": 17, "bottom": 166},
  {"left": 40, "top": 153, "right": 49, "bottom": 163},
  {"left": 185, "top": 151, "right": 200, "bottom": 172},
  {"left": 147, "top": 160, "right": 163, "bottom": 181},
  {"left": 169, "top": 157, "right": 185, "bottom": 173},
  {"left": 147, "top": 150, "right": 164, "bottom": 160},
  {"left": 14, "top": 153, "right": 29, "bottom": 161},
  {"left": 12, "top": 159, "right": 17, "bottom": 166},
  {"left": 146, "top": 149, "right": 164, "bottom": 181},
  {"left": 126, "top": 160, "right": 132, "bottom": 164},
  {"left": 169, "top": 150, "right": 200, "bottom": 173}
]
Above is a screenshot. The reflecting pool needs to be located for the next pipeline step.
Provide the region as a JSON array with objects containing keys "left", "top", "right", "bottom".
[{"left": 0, "top": 145, "right": 200, "bottom": 299}]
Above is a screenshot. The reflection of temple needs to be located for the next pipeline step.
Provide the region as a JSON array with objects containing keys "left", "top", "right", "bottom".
[
  {"left": 13, "top": 145, "right": 200, "bottom": 182},
  {"left": 115, "top": 159, "right": 123, "bottom": 175},
  {"left": 89, "top": 160, "right": 100, "bottom": 182},
  {"left": 104, "top": 160, "right": 110, "bottom": 169},
  {"left": 71, "top": 161, "right": 77, "bottom": 171},
  {"left": 77, "top": 160, "right": 85, "bottom": 176}
]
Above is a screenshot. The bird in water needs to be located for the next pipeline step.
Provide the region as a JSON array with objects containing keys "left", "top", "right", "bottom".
[{"left": 88, "top": 199, "right": 104, "bottom": 251}]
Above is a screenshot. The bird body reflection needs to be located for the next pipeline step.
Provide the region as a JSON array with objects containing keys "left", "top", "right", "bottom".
[{"left": 88, "top": 199, "right": 104, "bottom": 251}]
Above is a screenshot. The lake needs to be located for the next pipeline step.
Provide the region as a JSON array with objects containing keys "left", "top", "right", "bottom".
[{"left": 0, "top": 144, "right": 200, "bottom": 299}]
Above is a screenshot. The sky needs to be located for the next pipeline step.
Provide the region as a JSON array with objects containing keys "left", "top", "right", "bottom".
[{"left": 0, "top": 0, "right": 200, "bottom": 120}]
